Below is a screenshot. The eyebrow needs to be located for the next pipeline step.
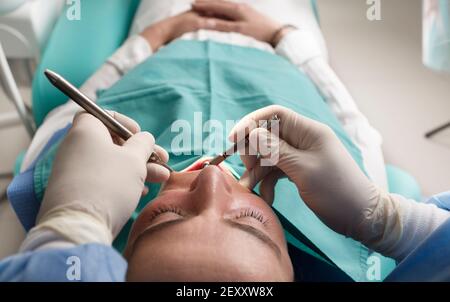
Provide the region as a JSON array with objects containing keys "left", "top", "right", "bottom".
[
  {"left": 134, "top": 218, "right": 281, "bottom": 259},
  {"left": 224, "top": 220, "right": 282, "bottom": 258}
]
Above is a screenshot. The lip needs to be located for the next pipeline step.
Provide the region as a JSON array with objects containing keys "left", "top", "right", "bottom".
[
  {"left": 183, "top": 158, "right": 232, "bottom": 176},
  {"left": 184, "top": 158, "right": 212, "bottom": 172}
]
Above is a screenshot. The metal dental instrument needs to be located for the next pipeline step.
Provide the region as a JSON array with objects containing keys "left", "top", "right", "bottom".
[
  {"left": 209, "top": 114, "right": 281, "bottom": 166},
  {"left": 44, "top": 69, "right": 173, "bottom": 173}
]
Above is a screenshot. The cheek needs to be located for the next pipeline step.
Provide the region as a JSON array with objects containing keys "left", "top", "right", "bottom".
[
  {"left": 266, "top": 213, "right": 289, "bottom": 249},
  {"left": 269, "top": 215, "right": 286, "bottom": 240}
]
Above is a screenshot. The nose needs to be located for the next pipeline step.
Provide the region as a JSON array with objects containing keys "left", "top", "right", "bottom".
[{"left": 190, "top": 165, "right": 233, "bottom": 213}]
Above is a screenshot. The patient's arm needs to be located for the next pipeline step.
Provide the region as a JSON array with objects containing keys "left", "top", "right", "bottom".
[
  {"left": 191, "top": 1, "right": 387, "bottom": 189},
  {"left": 21, "top": 35, "right": 153, "bottom": 170},
  {"left": 275, "top": 29, "right": 388, "bottom": 190},
  {"left": 22, "top": 10, "right": 218, "bottom": 170}
]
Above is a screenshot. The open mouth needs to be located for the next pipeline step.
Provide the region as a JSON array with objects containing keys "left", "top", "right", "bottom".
[
  {"left": 183, "top": 158, "right": 234, "bottom": 177},
  {"left": 185, "top": 158, "right": 212, "bottom": 172}
]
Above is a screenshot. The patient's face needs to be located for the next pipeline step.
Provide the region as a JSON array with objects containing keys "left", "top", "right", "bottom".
[{"left": 124, "top": 159, "right": 293, "bottom": 281}]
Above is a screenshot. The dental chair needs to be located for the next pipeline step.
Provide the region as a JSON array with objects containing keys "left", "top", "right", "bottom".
[
  {"left": 27, "top": 0, "right": 422, "bottom": 198},
  {"left": 15, "top": 0, "right": 422, "bottom": 281}
]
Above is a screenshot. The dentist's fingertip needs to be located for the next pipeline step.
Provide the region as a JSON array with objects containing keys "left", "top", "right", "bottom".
[
  {"left": 141, "top": 186, "right": 149, "bottom": 197},
  {"left": 228, "top": 130, "right": 237, "bottom": 142},
  {"left": 238, "top": 178, "right": 252, "bottom": 190},
  {"left": 154, "top": 144, "right": 169, "bottom": 163},
  {"left": 146, "top": 163, "right": 171, "bottom": 183}
]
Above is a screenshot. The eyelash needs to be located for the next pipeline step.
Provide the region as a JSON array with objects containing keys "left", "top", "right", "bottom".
[
  {"left": 234, "top": 208, "right": 268, "bottom": 226},
  {"left": 148, "top": 206, "right": 183, "bottom": 221},
  {"left": 149, "top": 206, "right": 268, "bottom": 226}
]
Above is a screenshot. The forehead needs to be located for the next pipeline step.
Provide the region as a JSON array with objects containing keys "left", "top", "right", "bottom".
[{"left": 127, "top": 219, "right": 283, "bottom": 280}]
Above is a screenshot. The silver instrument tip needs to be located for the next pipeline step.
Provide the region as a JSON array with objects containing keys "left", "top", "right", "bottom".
[{"left": 44, "top": 69, "right": 59, "bottom": 84}]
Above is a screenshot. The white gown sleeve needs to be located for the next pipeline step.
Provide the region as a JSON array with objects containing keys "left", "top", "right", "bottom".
[
  {"left": 22, "top": 35, "right": 153, "bottom": 171},
  {"left": 275, "top": 29, "right": 388, "bottom": 190}
]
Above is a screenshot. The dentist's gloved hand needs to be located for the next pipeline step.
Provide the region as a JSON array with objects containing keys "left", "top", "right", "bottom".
[
  {"left": 35, "top": 112, "right": 170, "bottom": 245},
  {"left": 230, "top": 105, "right": 395, "bottom": 245},
  {"left": 232, "top": 105, "right": 450, "bottom": 261}
]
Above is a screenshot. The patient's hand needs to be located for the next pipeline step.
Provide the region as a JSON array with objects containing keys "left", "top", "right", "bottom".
[
  {"left": 140, "top": 10, "right": 218, "bottom": 51},
  {"left": 192, "top": 0, "right": 292, "bottom": 47}
]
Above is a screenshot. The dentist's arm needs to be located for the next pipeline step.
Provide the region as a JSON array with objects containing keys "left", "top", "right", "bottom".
[
  {"left": 0, "top": 112, "right": 169, "bottom": 281},
  {"left": 232, "top": 105, "right": 450, "bottom": 262}
]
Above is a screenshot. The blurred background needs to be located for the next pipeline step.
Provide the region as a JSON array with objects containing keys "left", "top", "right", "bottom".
[{"left": 317, "top": 0, "right": 450, "bottom": 196}]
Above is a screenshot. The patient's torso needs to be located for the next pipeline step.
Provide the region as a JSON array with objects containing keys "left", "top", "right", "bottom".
[{"left": 96, "top": 40, "right": 361, "bottom": 170}]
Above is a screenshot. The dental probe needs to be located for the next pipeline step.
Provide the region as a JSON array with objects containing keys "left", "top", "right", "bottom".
[
  {"left": 44, "top": 69, "right": 173, "bottom": 173},
  {"left": 208, "top": 114, "right": 281, "bottom": 166}
]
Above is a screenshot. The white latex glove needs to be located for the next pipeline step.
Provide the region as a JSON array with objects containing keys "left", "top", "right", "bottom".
[
  {"left": 35, "top": 111, "right": 170, "bottom": 244},
  {"left": 230, "top": 105, "right": 396, "bottom": 245}
]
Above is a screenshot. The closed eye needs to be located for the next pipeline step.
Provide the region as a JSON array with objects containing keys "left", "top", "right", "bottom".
[
  {"left": 148, "top": 206, "right": 269, "bottom": 226},
  {"left": 148, "top": 205, "right": 185, "bottom": 222},
  {"left": 232, "top": 208, "right": 269, "bottom": 226}
]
